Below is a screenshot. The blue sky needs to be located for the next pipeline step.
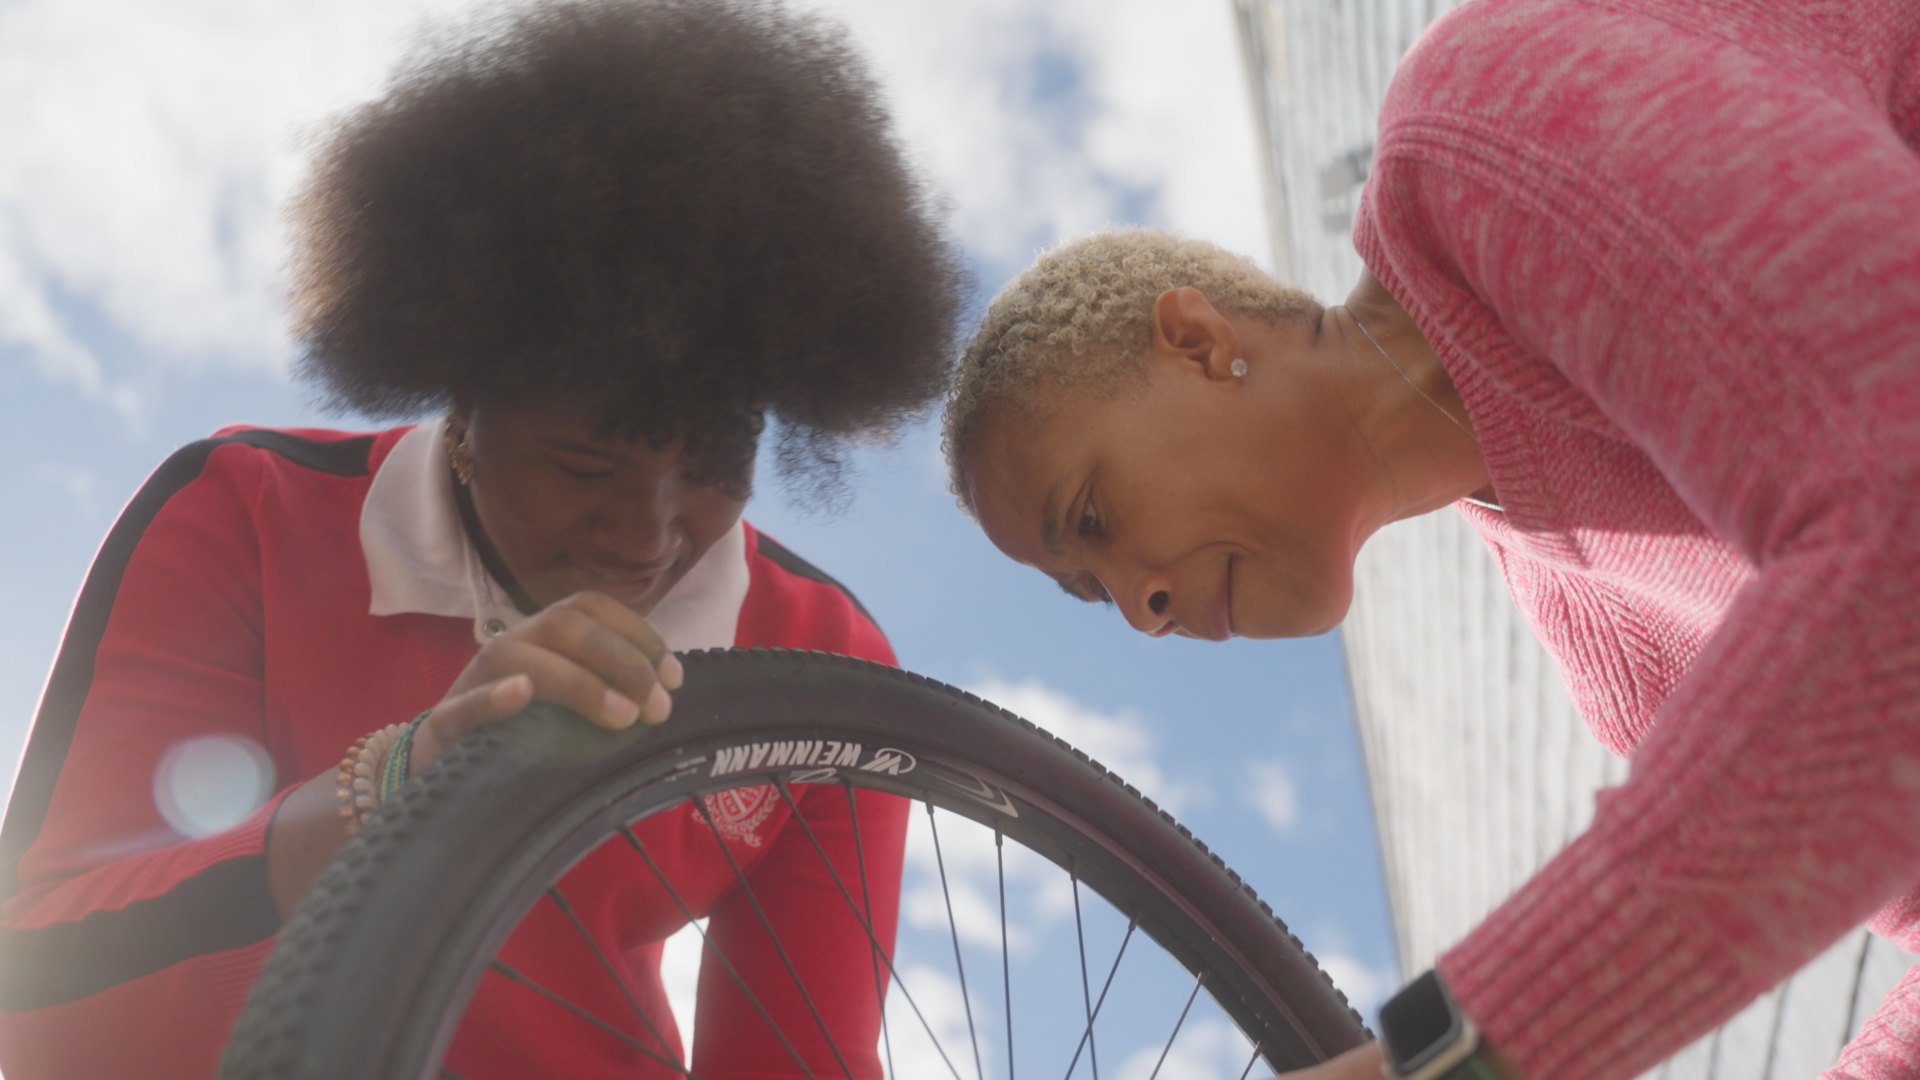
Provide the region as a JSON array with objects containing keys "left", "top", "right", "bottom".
[{"left": 0, "top": 0, "right": 1399, "bottom": 1051}]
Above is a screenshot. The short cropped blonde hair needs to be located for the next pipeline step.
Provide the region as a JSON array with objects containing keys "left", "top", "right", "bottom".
[{"left": 941, "top": 226, "right": 1321, "bottom": 513}]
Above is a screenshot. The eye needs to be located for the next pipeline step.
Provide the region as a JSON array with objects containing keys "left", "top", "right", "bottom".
[
  {"left": 1076, "top": 498, "right": 1101, "bottom": 538},
  {"left": 554, "top": 457, "right": 614, "bottom": 480},
  {"left": 1055, "top": 574, "right": 1113, "bottom": 606}
]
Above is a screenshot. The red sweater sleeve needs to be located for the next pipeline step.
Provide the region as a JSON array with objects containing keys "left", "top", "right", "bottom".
[
  {"left": 1827, "top": 966, "right": 1920, "bottom": 1080},
  {"left": 1357, "top": 3, "right": 1920, "bottom": 1079},
  {"left": 0, "top": 437, "right": 340, "bottom": 1080}
]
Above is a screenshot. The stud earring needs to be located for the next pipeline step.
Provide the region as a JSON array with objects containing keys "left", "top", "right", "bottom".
[
  {"left": 443, "top": 419, "right": 475, "bottom": 486},
  {"left": 1229, "top": 357, "right": 1248, "bottom": 378}
]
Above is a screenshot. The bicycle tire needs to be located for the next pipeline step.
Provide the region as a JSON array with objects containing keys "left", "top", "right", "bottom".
[{"left": 220, "top": 647, "right": 1369, "bottom": 1079}]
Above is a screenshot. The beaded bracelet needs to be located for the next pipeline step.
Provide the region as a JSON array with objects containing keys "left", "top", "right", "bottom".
[
  {"left": 380, "top": 712, "right": 432, "bottom": 803},
  {"left": 334, "top": 711, "right": 435, "bottom": 836},
  {"left": 336, "top": 723, "right": 401, "bottom": 836}
]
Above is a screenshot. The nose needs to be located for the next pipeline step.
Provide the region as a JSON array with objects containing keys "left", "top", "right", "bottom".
[
  {"left": 594, "top": 463, "right": 682, "bottom": 562},
  {"left": 1110, "top": 571, "right": 1180, "bottom": 637}
]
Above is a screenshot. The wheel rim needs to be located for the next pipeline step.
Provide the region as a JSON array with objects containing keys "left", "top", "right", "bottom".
[
  {"left": 407, "top": 739, "right": 1350, "bottom": 1079},
  {"left": 224, "top": 651, "right": 1367, "bottom": 1080}
]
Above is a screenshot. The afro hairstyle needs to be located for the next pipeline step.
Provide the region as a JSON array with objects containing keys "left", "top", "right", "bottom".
[{"left": 289, "top": 0, "right": 967, "bottom": 497}]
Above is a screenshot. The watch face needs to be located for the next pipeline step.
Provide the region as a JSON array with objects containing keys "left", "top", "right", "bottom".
[{"left": 1380, "top": 971, "right": 1459, "bottom": 1072}]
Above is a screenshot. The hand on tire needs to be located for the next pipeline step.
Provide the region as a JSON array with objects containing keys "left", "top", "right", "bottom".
[
  {"left": 1276, "top": 1042, "right": 1383, "bottom": 1080},
  {"left": 409, "top": 592, "right": 685, "bottom": 776}
]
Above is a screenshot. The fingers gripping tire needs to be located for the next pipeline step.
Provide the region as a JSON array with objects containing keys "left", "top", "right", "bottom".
[{"left": 221, "top": 648, "right": 1370, "bottom": 1079}]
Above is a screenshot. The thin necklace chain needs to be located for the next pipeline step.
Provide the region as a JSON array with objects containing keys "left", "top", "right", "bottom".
[
  {"left": 1349, "top": 308, "right": 1502, "bottom": 512},
  {"left": 1349, "top": 309, "right": 1478, "bottom": 444}
]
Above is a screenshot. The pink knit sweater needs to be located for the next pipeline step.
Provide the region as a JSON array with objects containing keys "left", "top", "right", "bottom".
[{"left": 1352, "top": 2, "right": 1920, "bottom": 1079}]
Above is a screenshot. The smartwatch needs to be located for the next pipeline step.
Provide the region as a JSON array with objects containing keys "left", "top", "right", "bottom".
[{"left": 1377, "top": 970, "right": 1504, "bottom": 1080}]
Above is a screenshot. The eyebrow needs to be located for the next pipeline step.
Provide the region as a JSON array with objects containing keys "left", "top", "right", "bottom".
[{"left": 1040, "top": 483, "right": 1065, "bottom": 556}]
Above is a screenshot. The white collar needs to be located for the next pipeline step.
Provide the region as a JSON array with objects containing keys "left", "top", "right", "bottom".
[{"left": 358, "top": 418, "right": 748, "bottom": 651}]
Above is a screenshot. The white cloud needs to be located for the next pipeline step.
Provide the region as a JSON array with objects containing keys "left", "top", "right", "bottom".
[
  {"left": 1314, "top": 951, "right": 1398, "bottom": 1025},
  {"left": 1114, "top": 1017, "right": 1259, "bottom": 1080},
  {"left": 806, "top": 0, "right": 1271, "bottom": 274},
  {"left": 1062, "top": 0, "right": 1273, "bottom": 266},
  {"left": 892, "top": 678, "right": 1187, "bottom": 996},
  {"left": 0, "top": 0, "right": 472, "bottom": 396},
  {"left": 882, "top": 961, "right": 987, "bottom": 1080},
  {"left": 966, "top": 675, "right": 1185, "bottom": 812},
  {"left": 902, "top": 811, "right": 1013, "bottom": 950},
  {"left": 2, "top": 0, "right": 1269, "bottom": 404},
  {"left": 899, "top": 796, "right": 1074, "bottom": 952},
  {"left": 1244, "top": 757, "right": 1300, "bottom": 834}
]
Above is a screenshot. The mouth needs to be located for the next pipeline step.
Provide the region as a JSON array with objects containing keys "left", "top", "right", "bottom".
[
  {"left": 1217, "top": 556, "right": 1235, "bottom": 639},
  {"left": 1169, "top": 557, "right": 1236, "bottom": 642},
  {"left": 1199, "top": 555, "right": 1234, "bottom": 641},
  {"left": 568, "top": 550, "right": 683, "bottom": 604}
]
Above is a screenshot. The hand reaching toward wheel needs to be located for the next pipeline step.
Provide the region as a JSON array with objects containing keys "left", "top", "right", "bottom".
[
  {"left": 227, "top": 649, "right": 1375, "bottom": 1080},
  {"left": 407, "top": 591, "right": 684, "bottom": 777},
  {"left": 1276, "top": 1032, "right": 1525, "bottom": 1080},
  {"left": 265, "top": 591, "right": 682, "bottom": 920},
  {"left": 1276, "top": 1042, "right": 1385, "bottom": 1080}
]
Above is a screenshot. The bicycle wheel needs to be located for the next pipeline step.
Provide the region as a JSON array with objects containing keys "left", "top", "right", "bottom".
[{"left": 220, "top": 648, "right": 1369, "bottom": 1080}]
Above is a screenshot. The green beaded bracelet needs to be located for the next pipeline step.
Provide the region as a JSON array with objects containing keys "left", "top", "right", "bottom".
[{"left": 380, "top": 711, "right": 431, "bottom": 803}]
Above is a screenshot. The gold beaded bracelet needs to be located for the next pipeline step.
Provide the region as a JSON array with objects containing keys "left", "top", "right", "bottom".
[{"left": 335, "top": 722, "right": 405, "bottom": 836}]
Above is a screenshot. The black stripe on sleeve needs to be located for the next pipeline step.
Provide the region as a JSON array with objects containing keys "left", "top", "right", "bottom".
[
  {"left": 751, "top": 532, "right": 880, "bottom": 628},
  {"left": 0, "top": 856, "right": 280, "bottom": 1011},
  {"left": 0, "top": 430, "right": 372, "bottom": 907}
]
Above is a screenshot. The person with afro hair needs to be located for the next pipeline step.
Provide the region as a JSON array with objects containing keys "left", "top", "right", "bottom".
[{"left": 0, "top": 2, "right": 964, "bottom": 1078}]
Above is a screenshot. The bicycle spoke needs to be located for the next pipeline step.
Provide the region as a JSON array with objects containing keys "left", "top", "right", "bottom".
[
  {"left": 997, "top": 827, "right": 1013, "bottom": 1080},
  {"left": 842, "top": 784, "right": 952, "bottom": 1080},
  {"left": 231, "top": 652, "right": 1370, "bottom": 1080},
  {"left": 1071, "top": 870, "right": 1101, "bottom": 1080},
  {"left": 545, "top": 885, "right": 688, "bottom": 1075},
  {"left": 837, "top": 785, "right": 895, "bottom": 1080},
  {"left": 622, "top": 824, "right": 820, "bottom": 1080},
  {"left": 1237, "top": 1042, "right": 1265, "bottom": 1080},
  {"left": 840, "top": 780, "right": 890, "bottom": 1076},
  {"left": 768, "top": 780, "right": 966, "bottom": 1080},
  {"left": 1145, "top": 971, "right": 1207, "bottom": 1080},
  {"left": 927, "top": 803, "right": 987, "bottom": 1080},
  {"left": 693, "top": 798, "right": 858, "bottom": 1080},
  {"left": 1060, "top": 917, "right": 1137, "bottom": 1080},
  {"left": 489, "top": 959, "right": 695, "bottom": 1076}
]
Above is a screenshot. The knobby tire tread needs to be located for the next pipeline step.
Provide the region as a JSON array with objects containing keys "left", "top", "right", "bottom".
[{"left": 221, "top": 648, "right": 1367, "bottom": 1080}]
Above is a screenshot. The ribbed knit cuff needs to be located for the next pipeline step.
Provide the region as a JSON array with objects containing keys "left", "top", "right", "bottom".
[
  {"left": 1822, "top": 965, "right": 1920, "bottom": 1080},
  {"left": 1439, "top": 840, "right": 1748, "bottom": 1080}
]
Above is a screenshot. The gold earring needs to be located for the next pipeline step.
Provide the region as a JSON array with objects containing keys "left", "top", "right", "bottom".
[{"left": 443, "top": 420, "right": 474, "bottom": 486}]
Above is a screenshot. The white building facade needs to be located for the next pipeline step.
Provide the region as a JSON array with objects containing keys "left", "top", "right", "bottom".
[{"left": 1227, "top": 1, "right": 1915, "bottom": 1076}]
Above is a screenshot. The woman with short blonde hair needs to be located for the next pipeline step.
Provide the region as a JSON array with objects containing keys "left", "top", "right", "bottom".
[{"left": 944, "top": 3, "right": 1920, "bottom": 1079}]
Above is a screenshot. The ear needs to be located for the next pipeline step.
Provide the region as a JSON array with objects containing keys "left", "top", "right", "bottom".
[{"left": 1149, "top": 287, "right": 1242, "bottom": 382}]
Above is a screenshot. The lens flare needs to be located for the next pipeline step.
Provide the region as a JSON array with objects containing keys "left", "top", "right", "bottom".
[{"left": 153, "top": 734, "right": 275, "bottom": 837}]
